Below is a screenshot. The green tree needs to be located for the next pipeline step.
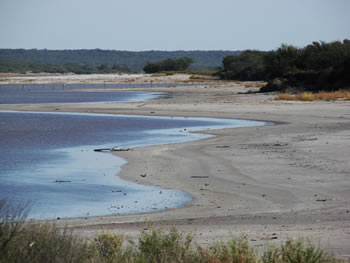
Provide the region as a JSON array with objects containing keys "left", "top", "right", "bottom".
[
  {"left": 143, "top": 57, "right": 194, "bottom": 73},
  {"left": 220, "top": 50, "right": 266, "bottom": 80}
]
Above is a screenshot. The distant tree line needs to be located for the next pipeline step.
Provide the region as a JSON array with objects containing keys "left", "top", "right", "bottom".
[
  {"left": 0, "top": 59, "right": 130, "bottom": 74},
  {"left": 219, "top": 40, "right": 350, "bottom": 92},
  {"left": 143, "top": 57, "right": 194, "bottom": 73},
  {"left": 0, "top": 49, "right": 240, "bottom": 72}
]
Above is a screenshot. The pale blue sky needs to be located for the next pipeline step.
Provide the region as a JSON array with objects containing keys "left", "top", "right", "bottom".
[{"left": 0, "top": 0, "right": 349, "bottom": 51}]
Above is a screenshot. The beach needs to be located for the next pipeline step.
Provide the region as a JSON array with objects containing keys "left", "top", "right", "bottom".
[{"left": 1, "top": 73, "right": 349, "bottom": 258}]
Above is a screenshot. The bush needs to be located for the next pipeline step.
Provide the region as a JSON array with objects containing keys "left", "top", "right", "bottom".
[
  {"left": 219, "top": 39, "right": 350, "bottom": 93},
  {"left": 0, "top": 200, "right": 29, "bottom": 257},
  {"left": 138, "top": 225, "right": 194, "bottom": 262},
  {"left": 219, "top": 50, "right": 266, "bottom": 81},
  {"left": 0, "top": 200, "right": 93, "bottom": 263},
  {"left": 143, "top": 57, "right": 194, "bottom": 73},
  {"left": 94, "top": 233, "right": 124, "bottom": 262},
  {"left": 6, "top": 224, "right": 93, "bottom": 263},
  {"left": 205, "top": 237, "right": 257, "bottom": 263},
  {"left": 0, "top": 201, "right": 345, "bottom": 263}
]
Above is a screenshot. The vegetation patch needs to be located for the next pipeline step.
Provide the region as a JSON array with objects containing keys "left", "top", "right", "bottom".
[
  {"left": 219, "top": 40, "right": 350, "bottom": 93},
  {"left": 188, "top": 69, "right": 219, "bottom": 76},
  {"left": 0, "top": 49, "right": 240, "bottom": 72},
  {"left": 0, "top": 201, "right": 345, "bottom": 263},
  {"left": 143, "top": 57, "right": 194, "bottom": 73},
  {"left": 0, "top": 58, "right": 130, "bottom": 74},
  {"left": 276, "top": 91, "right": 350, "bottom": 101}
]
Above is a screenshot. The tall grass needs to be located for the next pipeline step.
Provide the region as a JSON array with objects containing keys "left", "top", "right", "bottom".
[
  {"left": 0, "top": 201, "right": 346, "bottom": 262},
  {"left": 0, "top": 201, "right": 93, "bottom": 263},
  {"left": 276, "top": 91, "right": 350, "bottom": 101},
  {"left": 244, "top": 82, "right": 267, "bottom": 88}
]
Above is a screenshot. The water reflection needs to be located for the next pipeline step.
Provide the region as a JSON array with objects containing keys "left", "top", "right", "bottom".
[{"left": 0, "top": 111, "right": 271, "bottom": 219}]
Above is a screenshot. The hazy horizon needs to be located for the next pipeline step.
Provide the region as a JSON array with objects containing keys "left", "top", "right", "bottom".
[{"left": 1, "top": 0, "right": 349, "bottom": 51}]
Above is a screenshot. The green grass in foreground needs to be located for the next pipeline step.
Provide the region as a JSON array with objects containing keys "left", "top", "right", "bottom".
[{"left": 0, "top": 201, "right": 346, "bottom": 263}]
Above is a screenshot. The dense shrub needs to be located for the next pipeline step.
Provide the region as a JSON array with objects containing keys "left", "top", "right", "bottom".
[
  {"left": 219, "top": 50, "right": 267, "bottom": 80},
  {"left": 220, "top": 40, "right": 350, "bottom": 92},
  {"left": 143, "top": 57, "right": 194, "bottom": 73}
]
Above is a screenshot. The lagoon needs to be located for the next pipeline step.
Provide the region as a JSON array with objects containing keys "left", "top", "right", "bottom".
[
  {"left": 0, "top": 110, "right": 270, "bottom": 219},
  {"left": 0, "top": 85, "right": 271, "bottom": 219}
]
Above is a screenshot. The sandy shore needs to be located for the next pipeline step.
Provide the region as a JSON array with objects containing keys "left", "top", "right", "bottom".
[
  {"left": 0, "top": 72, "right": 196, "bottom": 84},
  {"left": 1, "top": 74, "right": 349, "bottom": 258}
]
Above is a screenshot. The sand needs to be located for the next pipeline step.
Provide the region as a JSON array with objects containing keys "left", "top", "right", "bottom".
[{"left": 1, "top": 73, "right": 349, "bottom": 258}]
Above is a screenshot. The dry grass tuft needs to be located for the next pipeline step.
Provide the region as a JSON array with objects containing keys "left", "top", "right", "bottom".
[
  {"left": 244, "top": 82, "right": 267, "bottom": 88},
  {"left": 277, "top": 93, "right": 296, "bottom": 100},
  {"left": 295, "top": 92, "right": 314, "bottom": 101},
  {"left": 151, "top": 73, "right": 166, "bottom": 77},
  {"left": 276, "top": 91, "right": 350, "bottom": 101},
  {"left": 315, "top": 91, "right": 350, "bottom": 101},
  {"left": 244, "top": 82, "right": 255, "bottom": 88}
]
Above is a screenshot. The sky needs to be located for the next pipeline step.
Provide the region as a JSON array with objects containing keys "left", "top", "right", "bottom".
[{"left": 0, "top": 0, "right": 349, "bottom": 51}]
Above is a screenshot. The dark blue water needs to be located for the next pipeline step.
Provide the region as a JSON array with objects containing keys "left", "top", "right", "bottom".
[
  {"left": 0, "top": 84, "right": 167, "bottom": 104},
  {"left": 0, "top": 110, "right": 270, "bottom": 219}
]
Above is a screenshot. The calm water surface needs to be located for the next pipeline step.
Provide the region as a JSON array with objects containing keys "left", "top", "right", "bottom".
[
  {"left": 0, "top": 84, "right": 171, "bottom": 104},
  {"left": 0, "top": 85, "right": 271, "bottom": 219}
]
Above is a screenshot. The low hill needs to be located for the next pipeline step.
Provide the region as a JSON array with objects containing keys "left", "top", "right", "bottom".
[{"left": 0, "top": 49, "right": 240, "bottom": 72}]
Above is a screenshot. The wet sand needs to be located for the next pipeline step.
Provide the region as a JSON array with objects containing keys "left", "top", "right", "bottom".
[{"left": 1, "top": 73, "right": 349, "bottom": 258}]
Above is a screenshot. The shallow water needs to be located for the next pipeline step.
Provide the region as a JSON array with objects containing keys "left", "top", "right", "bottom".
[
  {"left": 0, "top": 110, "right": 270, "bottom": 219},
  {"left": 0, "top": 84, "right": 169, "bottom": 104},
  {"left": 0, "top": 85, "right": 271, "bottom": 219}
]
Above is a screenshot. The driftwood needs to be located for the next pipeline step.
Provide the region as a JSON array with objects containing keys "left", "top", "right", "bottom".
[
  {"left": 112, "top": 147, "right": 131, "bottom": 152},
  {"left": 94, "top": 148, "right": 111, "bottom": 152},
  {"left": 94, "top": 147, "right": 131, "bottom": 152},
  {"left": 55, "top": 180, "right": 71, "bottom": 183}
]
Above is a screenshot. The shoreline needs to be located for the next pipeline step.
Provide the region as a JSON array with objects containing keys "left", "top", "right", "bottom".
[
  {"left": 1, "top": 110, "right": 269, "bottom": 220},
  {"left": 1, "top": 74, "right": 349, "bottom": 258}
]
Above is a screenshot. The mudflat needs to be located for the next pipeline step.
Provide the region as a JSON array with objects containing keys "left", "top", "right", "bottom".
[{"left": 1, "top": 73, "right": 349, "bottom": 258}]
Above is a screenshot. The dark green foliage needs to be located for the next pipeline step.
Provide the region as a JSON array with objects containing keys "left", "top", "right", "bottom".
[
  {"left": 0, "top": 58, "right": 130, "bottom": 74},
  {"left": 263, "top": 44, "right": 302, "bottom": 79},
  {"left": 143, "top": 57, "right": 194, "bottom": 73},
  {"left": 220, "top": 50, "right": 267, "bottom": 80},
  {"left": 0, "top": 49, "right": 240, "bottom": 73},
  {"left": 220, "top": 40, "right": 350, "bottom": 92}
]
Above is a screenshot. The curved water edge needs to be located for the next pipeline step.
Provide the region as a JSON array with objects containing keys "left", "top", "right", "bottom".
[
  {"left": 0, "top": 89, "right": 166, "bottom": 105},
  {"left": 0, "top": 83, "right": 198, "bottom": 105},
  {"left": 0, "top": 110, "right": 273, "bottom": 220}
]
